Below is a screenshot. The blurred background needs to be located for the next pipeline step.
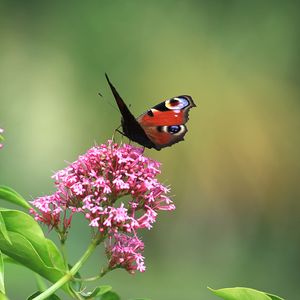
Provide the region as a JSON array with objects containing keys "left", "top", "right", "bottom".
[{"left": 0, "top": 1, "right": 299, "bottom": 299}]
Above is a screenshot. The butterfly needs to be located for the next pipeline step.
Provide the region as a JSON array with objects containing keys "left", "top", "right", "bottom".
[{"left": 105, "top": 73, "right": 196, "bottom": 150}]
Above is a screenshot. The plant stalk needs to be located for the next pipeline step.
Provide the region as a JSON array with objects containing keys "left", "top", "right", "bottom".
[{"left": 33, "top": 234, "right": 104, "bottom": 300}]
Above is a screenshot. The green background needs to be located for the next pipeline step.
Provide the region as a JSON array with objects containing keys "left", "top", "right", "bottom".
[{"left": 0, "top": 1, "right": 299, "bottom": 299}]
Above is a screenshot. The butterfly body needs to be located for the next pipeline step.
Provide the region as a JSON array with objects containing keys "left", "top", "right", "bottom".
[{"left": 105, "top": 74, "right": 195, "bottom": 150}]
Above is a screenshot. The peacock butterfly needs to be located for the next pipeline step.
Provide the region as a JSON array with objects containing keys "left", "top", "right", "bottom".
[{"left": 105, "top": 74, "right": 196, "bottom": 150}]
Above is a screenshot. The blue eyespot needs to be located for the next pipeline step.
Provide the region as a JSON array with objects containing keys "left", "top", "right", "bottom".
[
  {"left": 167, "top": 125, "right": 181, "bottom": 134},
  {"left": 166, "top": 97, "right": 189, "bottom": 110}
]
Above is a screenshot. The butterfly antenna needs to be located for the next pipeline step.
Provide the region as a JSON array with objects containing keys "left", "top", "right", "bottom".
[{"left": 96, "top": 88, "right": 119, "bottom": 113}]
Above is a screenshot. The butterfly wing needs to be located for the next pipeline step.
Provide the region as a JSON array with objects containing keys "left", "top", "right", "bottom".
[
  {"left": 105, "top": 74, "right": 156, "bottom": 149},
  {"left": 137, "top": 96, "right": 196, "bottom": 150}
]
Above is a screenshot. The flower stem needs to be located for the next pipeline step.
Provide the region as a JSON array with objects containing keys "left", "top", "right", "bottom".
[
  {"left": 60, "top": 239, "right": 68, "bottom": 270},
  {"left": 73, "top": 266, "right": 112, "bottom": 282},
  {"left": 33, "top": 234, "right": 104, "bottom": 300}
]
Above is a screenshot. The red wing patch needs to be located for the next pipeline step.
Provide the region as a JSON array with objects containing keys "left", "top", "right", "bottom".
[
  {"left": 138, "top": 110, "right": 185, "bottom": 126},
  {"left": 143, "top": 127, "right": 172, "bottom": 145}
]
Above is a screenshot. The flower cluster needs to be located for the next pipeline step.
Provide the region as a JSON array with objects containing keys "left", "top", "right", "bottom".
[
  {"left": 106, "top": 233, "right": 145, "bottom": 273},
  {"left": 30, "top": 141, "right": 175, "bottom": 273},
  {"left": 0, "top": 128, "right": 4, "bottom": 149}
]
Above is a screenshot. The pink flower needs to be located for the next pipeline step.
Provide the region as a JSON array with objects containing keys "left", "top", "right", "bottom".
[
  {"left": 106, "top": 233, "right": 146, "bottom": 273},
  {"left": 30, "top": 141, "right": 175, "bottom": 273}
]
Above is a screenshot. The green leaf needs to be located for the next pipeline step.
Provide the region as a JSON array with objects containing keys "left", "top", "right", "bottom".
[
  {"left": 69, "top": 264, "right": 82, "bottom": 292},
  {"left": 0, "top": 251, "right": 5, "bottom": 294},
  {"left": 34, "top": 274, "right": 48, "bottom": 292},
  {"left": 0, "top": 186, "right": 31, "bottom": 209},
  {"left": 2, "top": 255, "right": 21, "bottom": 265},
  {"left": 0, "top": 209, "right": 71, "bottom": 295},
  {"left": 208, "top": 287, "right": 284, "bottom": 300},
  {"left": 27, "top": 291, "right": 61, "bottom": 300},
  {"left": 0, "top": 213, "right": 11, "bottom": 245},
  {"left": 100, "top": 291, "right": 121, "bottom": 300},
  {"left": 0, "top": 209, "right": 65, "bottom": 270},
  {"left": 130, "top": 298, "right": 152, "bottom": 300},
  {"left": 95, "top": 285, "right": 112, "bottom": 296},
  {"left": 265, "top": 293, "right": 284, "bottom": 300},
  {"left": 45, "top": 240, "right": 66, "bottom": 272},
  {"left": 81, "top": 285, "right": 112, "bottom": 298}
]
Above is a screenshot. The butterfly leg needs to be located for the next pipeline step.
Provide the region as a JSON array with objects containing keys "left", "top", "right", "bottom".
[
  {"left": 116, "top": 129, "right": 125, "bottom": 136},
  {"left": 112, "top": 125, "right": 127, "bottom": 145}
]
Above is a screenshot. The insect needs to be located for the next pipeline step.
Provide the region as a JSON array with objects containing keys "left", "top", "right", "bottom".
[{"left": 105, "top": 74, "right": 196, "bottom": 150}]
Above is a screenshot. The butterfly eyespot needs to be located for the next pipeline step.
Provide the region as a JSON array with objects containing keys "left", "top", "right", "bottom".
[
  {"left": 165, "top": 97, "right": 189, "bottom": 110},
  {"left": 160, "top": 125, "right": 186, "bottom": 136},
  {"left": 169, "top": 99, "right": 180, "bottom": 106},
  {"left": 167, "top": 125, "right": 181, "bottom": 133}
]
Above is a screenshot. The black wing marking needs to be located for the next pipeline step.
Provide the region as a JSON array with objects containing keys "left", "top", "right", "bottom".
[{"left": 105, "top": 74, "right": 156, "bottom": 149}]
